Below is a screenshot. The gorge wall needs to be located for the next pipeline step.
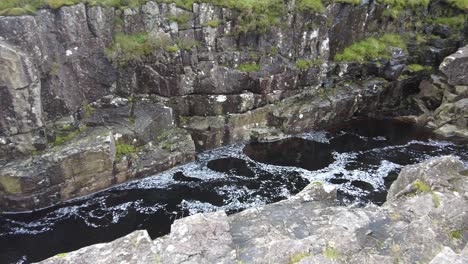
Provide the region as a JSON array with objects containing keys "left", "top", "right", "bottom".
[{"left": 0, "top": 0, "right": 466, "bottom": 211}]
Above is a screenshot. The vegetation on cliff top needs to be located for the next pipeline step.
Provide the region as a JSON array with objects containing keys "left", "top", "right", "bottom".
[{"left": 2, "top": 0, "right": 466, "bottom": 17}]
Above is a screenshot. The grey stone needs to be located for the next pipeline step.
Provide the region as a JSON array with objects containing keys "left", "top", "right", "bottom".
[
  {"left": 154, "top": 211, "right": 237, "bottom": 264},
  {"left": 0, "top": 128, "right": 116, "bottom": 211},
  {"left": 440, "top": 45, "right": 468, "bottom": 86},
  {"left": 387, "top": 156, "right": 465, "bottom": 200},
  {"left": 429, "top": 247, "right": 468, "bottom": 264},
  {"left": 38, "top": 230, "right": 157, "bottom": 264}
]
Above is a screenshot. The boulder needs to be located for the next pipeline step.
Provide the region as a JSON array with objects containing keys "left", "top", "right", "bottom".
[
  {"left": 440, "top": 45, "right": 468, "bottom": 86},
  {"left": 0, "top": 128, "right": 115, "bottom": 211},
  {"left": 387, "top": 156, "right": 465, "bottom": 200},
  {"left": 429, "top": 247, "right": 468, "bottom": 264},
  {"left": 38, "top": 230, "right": 157, "bottom": 264},
  {"left": 154, "top": 211, "right": 237, "bottom": 264},
  {"left": 414, "top": 79, "right": 443, "bottom": 111}
]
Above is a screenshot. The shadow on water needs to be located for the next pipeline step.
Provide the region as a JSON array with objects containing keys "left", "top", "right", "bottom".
[
  {"left": 244, "top": 138, "right": 334, "bottom": 171},
  {"left": 1, "top": 118, "right": 467, "bottom": 263}
]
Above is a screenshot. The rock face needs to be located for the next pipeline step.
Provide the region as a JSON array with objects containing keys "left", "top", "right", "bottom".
[
  {"left": 440, "top": 45, "right": 468, "bottom": 86},
  {"left": 0, "top": 1, "right": 466, "bottom": 210},
  {"left": 38, "top": 156, "right": 468, "bottom": 264},
  {"left": 0, "top": 128, "right": 116, "bottom": 211},
  {"left": 0, "top": 42, "right": 44, "bottom": 157},
  {"left": 412, "top": 45, "right": 468, "bottom": 138}
]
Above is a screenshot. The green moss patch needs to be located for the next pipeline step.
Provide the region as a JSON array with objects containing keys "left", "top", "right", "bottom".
[
  {"left": 115, "top": 142, "right": 137, "bottom": 160},
  {"left": 53, "top": 125, "right": 87, "bottom": 146},
  {"left": 407, "top": 64, "right": 431, "bottom": 72},
  {"left": 377, "top": 0, "right": 430, "bottom": 18},
  {"left": 0, "top": 176, "right": 21, "bottom": 194},
  {"left": 323, "top": 246, "right": 340, "bottom": 260},
  {"left": 334, "top": 34, "right": 406, "bottom": 63},
  {"left": 449, "top": 230, "right": 462, "bottom": 239},
  {"left": 237, "top": 63, "right": 260, "bottom": 72},
  {"left": 289, "top": 252, "right": 311, "bottom": 264},
  {"left": 447, "top": 0, "right": 468, "bottom": 11},
  {"left": 202, "top": 20, "right": 220, "bottom": 28},
  {"left": 413, "top": 180, "right": 431, "bottom": 193},
  {"left": 105, "top": 33, "right": 154, "bottom": 67},
  {"left": 433, "top": 15, "right": 466, "bottom": 29},
  {"left": 295, "top": 59, "right": 323, "bottom": 69}
]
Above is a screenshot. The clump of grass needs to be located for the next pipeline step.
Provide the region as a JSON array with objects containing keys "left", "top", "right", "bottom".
[
  {"left": 165, "top": 45, "right": 179, "bottom": 53},
  {"left": 237, "top": 62, "right": 260, "bottom": 72},
  {"left": 334, "top": 34, "right": 406, "bottom": 62},
  {"left": 431, "top": 192, "right": 441, "bottom": 208},
  {"left": 0, "top": 0, "right": 145, "bottom": 15},
  {"left": 407, "top": 64, "right": 431, "bottom": 72},
  {"left": 159, "top": 0, "right": 195, "bottom": 10},
  {"left": 335, "top": 0, "right": 361, "bottom": 4},
  {"left": 377, "top": 0, "right": 430, "bottom": 8},
  {"left": 296, "top": 0, "right": 325, "bottom": 13},
  {"left": 295, "top": 59, "right": 323, "bottom": 69},
  {"left": 115, "top": 142, "right": 137, "bottom": 160},
  {"left": 413, "top": 180, "right": 431, "bottom": 193},
  {"left": 449, "top": 230, "right": 462, "bottom": 239},
  {"left": 49, "top": 63, "right": 60, "bottom": 76},
  {"left": 105, "top": 32, "right": 176, "bottom": 66},
  {"left": 433, "top": 15, "right": 466, "bottom": 29},
  {"left": 378, "top": 0, "right": 430, "bottom": 18},
  {"left": 46, "top": 0, "right": 80, "bottom": 9},
  {"left": 105, "top": 33, "right": 153, "bottom": 67},
  {"left": 53, "top": 125, "right": 87, "bottom": 146},
  {"left": 176, "top": 38, "right": 199, "bottom": 51},
  {"left": 289, "top": 252, "right": 311, "bottom": 264},
  {"left": 168, "top": 13, "right": 190, "bottom": 25},
  {"left": 203, "top": 20, "right": 220, "bottom": 28},
  {"left": 83, "top": 103, "right": 96, "bottom": 118},
  {"left": 233, "top": 0, "right": 287, "bottom": 34},
  {"left": 323, "top": 246, "right": 340, "bottom": 260},
  {"left": 447, "top": 0, "right": 468, "bottom": 11}
]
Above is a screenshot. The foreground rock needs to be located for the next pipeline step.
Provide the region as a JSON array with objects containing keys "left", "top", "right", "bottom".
[{"left": 39, "top": 156, "right": 468, "bottom": 264}]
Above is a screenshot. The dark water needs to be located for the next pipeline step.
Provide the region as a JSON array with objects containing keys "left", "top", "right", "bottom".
[{"left": 1, "top": 119, "right": 467, "bottom": 263}]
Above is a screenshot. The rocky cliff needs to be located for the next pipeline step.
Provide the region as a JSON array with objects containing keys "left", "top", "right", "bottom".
[{"left": 0, "top": 0, "right": 466, "bottom": 211}]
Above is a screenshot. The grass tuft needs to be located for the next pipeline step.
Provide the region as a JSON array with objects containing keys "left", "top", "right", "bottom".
[
  {"left": 115, "top": 142, "right": 137, "bottom": 160},
  {"left": 407, "top": 64, "right": 431, "bottom": 72},
  {"left": 289, "top": 252, "right": 311, "bottom": 264},
  {"left": 334, "top": 34, "right": 406, "bottom": 63},
  {"left": 237, "top": 62, "right": 260, "bottom": 72}
]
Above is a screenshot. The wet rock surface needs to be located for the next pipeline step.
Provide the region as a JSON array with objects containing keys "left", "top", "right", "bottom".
[{"left": 38, "top": 156, "right": 468, "bottom": 264}]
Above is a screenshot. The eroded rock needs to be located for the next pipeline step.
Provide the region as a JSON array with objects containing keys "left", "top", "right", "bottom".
[{"left": 0, "top": 128, "right": 115, "bottom": 211}]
